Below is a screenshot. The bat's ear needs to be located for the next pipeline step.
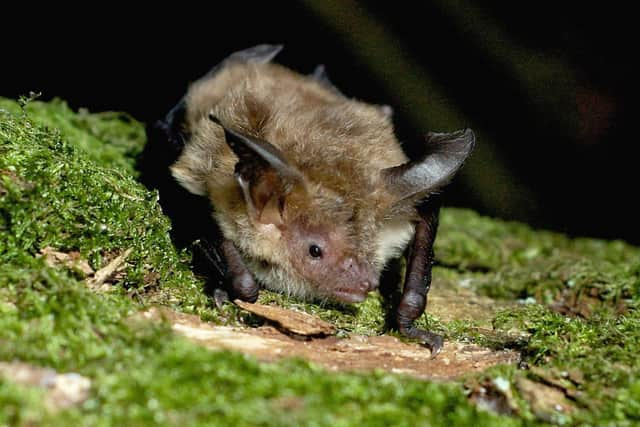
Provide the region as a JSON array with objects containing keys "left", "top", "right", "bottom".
[
  {"left": 310, "top": 65, "right": 345, "bottom": 97},
  {"left": 167, "top": 45, "right": 286, "bottom": 197},
  {"left": 382, "top": 129, "right": 475, "bottom": 206},
  {"left": 202, "top": 44, "right": 283, "bottom": 79},
  {"left": 211, "top": 116, "right": 306, "bottom": 227},
  {"left": 159, "top": 45, "right": 284, "bottom": 148}
]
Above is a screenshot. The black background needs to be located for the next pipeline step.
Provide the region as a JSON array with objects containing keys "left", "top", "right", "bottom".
[{"left": 3, "top": 3, "right": 636, "bottom": 244}]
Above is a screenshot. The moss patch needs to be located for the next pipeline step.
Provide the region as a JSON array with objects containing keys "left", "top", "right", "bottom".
[
  {"left": 0, "top": 98, "right": 515, "bottom": 426},
  {"left": 2, "top": 96, "right": 640, "bottom": 426},
  {"left": 1, "top": 267, "right": 512, "bottom": 426},
  {"left": 0, "top": 97, "right": 145, "bottom": 176},
  {"left": 0, "top": 97, "right": 210, "bottom": 316}
]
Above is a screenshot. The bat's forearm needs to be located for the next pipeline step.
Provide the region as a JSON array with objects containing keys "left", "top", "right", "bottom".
[
  {"left": 192, "top": 237, "right": 259, "bottom": 304},
  {"left": 397, "top": 200, "right": 443, "bottom": 356},
  {"left": 220, "top": 240, "right": 259, "bottom": 302}
]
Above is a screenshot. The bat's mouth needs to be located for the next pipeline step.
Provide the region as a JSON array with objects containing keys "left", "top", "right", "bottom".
[
  {"left": 332, "top": 290, "right": 367, "bottom": 303},
  {"left": 331, "top": 283, "right": 372, "bottom": 303}
]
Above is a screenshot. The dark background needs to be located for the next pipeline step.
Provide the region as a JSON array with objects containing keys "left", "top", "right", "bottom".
[{"left": 3, "top": 2, "right": 636, "bottom": 244}]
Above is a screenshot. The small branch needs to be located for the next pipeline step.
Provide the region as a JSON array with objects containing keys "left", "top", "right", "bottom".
[{"left": 86, "top": 248, "right": 132, "bottom": 291}]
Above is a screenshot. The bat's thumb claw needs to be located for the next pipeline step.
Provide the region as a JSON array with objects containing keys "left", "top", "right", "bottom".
[
  {"left": 398, "top": 323, "right": 444, "bottom": 358},
  {"left": 213, "top": 288, "right": 230, "bottom": 309},
  {"left": 428, "top": 335, "right": 444, "bottom": 359}
]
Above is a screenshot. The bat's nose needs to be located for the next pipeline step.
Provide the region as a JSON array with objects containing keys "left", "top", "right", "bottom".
[
  {"left": 331, "top": 259, "right": 379, "bottom": 303},
  {"left": 358, "top": 279, "right": 378, "bottom": 293},
  {"left": 355, "top": 281, "right": 371, "bottom": 294},
  {"left": 366, "top": 276, "right": 380, "bottom": 291},
  {"left": 342, "top": 257, "right": 379, "bottom": 291}
]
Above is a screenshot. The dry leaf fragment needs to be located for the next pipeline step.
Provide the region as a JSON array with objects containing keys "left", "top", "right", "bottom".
[{"left": 39, "top": 247, "right": 94, "bottom": 277}]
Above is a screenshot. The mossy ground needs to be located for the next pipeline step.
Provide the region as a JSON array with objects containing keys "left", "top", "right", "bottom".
[{"left": 1, "top": 97, "right": 639, "bottom": 426}]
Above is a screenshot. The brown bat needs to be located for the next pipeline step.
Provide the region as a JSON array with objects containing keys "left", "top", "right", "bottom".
[{"left": 159, "top": 45, "right": 474, "bottom": 355}]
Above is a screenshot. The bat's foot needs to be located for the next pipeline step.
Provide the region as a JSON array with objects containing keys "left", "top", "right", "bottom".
[{"left": 399, "top": 324, "right": 444, "bottom": 358}]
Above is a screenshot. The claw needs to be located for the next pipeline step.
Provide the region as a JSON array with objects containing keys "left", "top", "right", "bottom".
[
  {"left": 399, "top": 324, "right": 443, "bottom": 358},
  {"left": 427, "top": 333, "right": 444, "bottom": 358}
]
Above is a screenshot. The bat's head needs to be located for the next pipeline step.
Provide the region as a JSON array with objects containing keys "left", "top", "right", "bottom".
[
  {"left": 181, "top": 118, "right": 474, "bottom": 304},
  {"left": 278, "top": 202, "right": 379, "bottom": 303},
  {"left": 165, "top": 45, "right": 475, "bottom": 304},
  {"left": 202, "top": 118, "right": 379, "bottom": 303}
]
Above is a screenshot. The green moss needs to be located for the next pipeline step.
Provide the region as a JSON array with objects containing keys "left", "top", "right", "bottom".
[
  {"left": 0, "top": 98, "right": 517, "bottom": 426},
  {"left": 437, "top": 208, "right": 638, "bottom": 271},
  {"left": 0, "top": 379, "right": 51, "bottom": 426},
  {"left": 0, "top": 97, "right": 145, "bottom": 176},
  {"left": 3, "top": 96, "right": 640, "bottom": 426},
  {"left": 0, "top": 98, "right": 209, "bottom": 316},
  {"left": 437, "top": 209, "right": 640, "bottom": 314},
  {"left": 1, "top": 257, "right": 516, "bottom": 426},
  {"left": 494, "top": 305, "right": 640, "bottom": 424},
  {"left": 435, "top": 209, "right": 640, "bottom": 424}
]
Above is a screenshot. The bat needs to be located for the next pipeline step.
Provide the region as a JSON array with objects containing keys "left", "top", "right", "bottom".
[{"left": 156, "top": 45, "right": 475, "bottom": 355}]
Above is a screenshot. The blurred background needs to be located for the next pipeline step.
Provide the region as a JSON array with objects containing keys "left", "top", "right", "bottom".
[{"left": 2, "top": 2, "right": 636, "bottom": 244}]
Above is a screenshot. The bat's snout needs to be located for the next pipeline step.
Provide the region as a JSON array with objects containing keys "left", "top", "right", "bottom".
[
  {"left": 331, "top": 258, "right": 379, "bottom": 303},
  {"left": 353, "top": 280, "right": 372, "bottom": 294}
]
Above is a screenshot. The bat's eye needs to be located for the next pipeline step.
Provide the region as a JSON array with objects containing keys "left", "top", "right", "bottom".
[{"left": 309, "top": 244, "right": 323, "bottom": 258}]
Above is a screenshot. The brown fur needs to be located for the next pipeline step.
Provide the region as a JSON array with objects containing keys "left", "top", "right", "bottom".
[{"left": 171, "top": 61, "right": 416, "bottom": 301}]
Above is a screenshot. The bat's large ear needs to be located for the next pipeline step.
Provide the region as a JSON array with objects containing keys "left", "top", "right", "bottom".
[
  {"left": 202, "top": 44, "right": 283, "bottom": 79},
  {"left": 382, "top": 129, "right": 475, "bottom": 208},
  {"left": 310, "top": 65, "right": 345, "bottom": 97},
  {"left": 157, "top": 45, "right": 284, "bottom": 151},
  {"left": 211, "top": 116, "right": 306, "bottom": 226}
]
